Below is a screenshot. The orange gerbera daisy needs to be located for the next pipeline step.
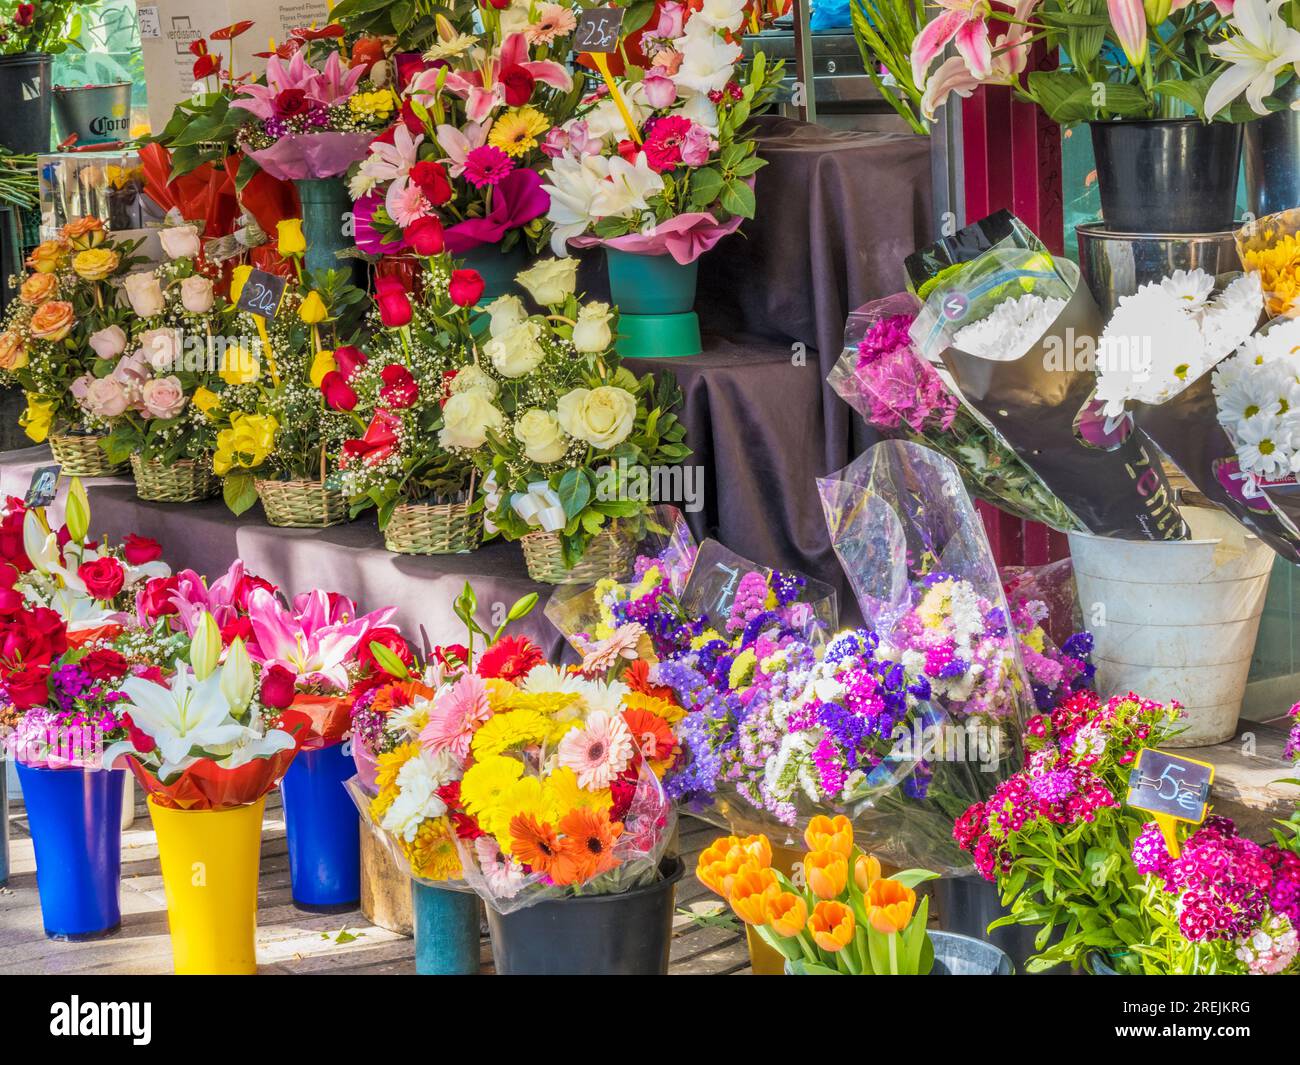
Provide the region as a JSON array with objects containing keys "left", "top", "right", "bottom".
[
  {"left": 623, "top": 658, "right": 676, "bottom": 702},
  {"left": 370, "top": 679, "right": 436, "bottom": 716},
  {"left": 509, "top": 813, "right": 571, "bottom": 879},
  {"left": 556, "top": 806, "right": 623, "bottom": 884},
  {"left": 621, "top": 707, "right": 677, "bottom": 761}
]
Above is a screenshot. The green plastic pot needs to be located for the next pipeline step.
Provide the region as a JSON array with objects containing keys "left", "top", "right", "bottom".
[
  {"left": 461, "top": 242, "right": 530, "bottom": 303},
  {"left": 605, "top": 248, "right": 698, "bottom": 315}
]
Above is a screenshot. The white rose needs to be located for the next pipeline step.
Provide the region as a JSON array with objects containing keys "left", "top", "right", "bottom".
[
  {"left": 449, "top": 363, "right": 500, "bottom": 397},
  {"left": 486, "top": 321, "right": 546, "bottom": 379},
  {"left": 159, "top": 225, "right": 202, "bottom": 260},
  {"left": 514, "top": 408, "right": 569, "bottom": 464},
  {"left": 515, "top": 258, "right": 578, "bottom": 307},
  {"left": 439, "top": 389, "right": 504, "bottom": 449},
  {"left": 123, "top": 273, "right": 165, "bottom": 317},
  {"left": 556, "top": 385, "right": 637, "bottom": 449},
  {"left": 572, "top": 302, "right": 614, "bottom": 353},
  {"left": 137, "top": 327, "right": 183, "bottom": 372},
  {"left": 180, "top": 275, "right": 214, "bottom": 314},
  {"left": 483, "top": 294, "right": 529, "bottom": 339},
  {"left": 88, "top": 324, "right": 127, "bottom": 360}
]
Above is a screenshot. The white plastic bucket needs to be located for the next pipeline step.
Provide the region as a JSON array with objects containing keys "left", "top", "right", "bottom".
[
  {"left": 1069, "top": 508, "right": 1275, "bottom": 747},
  {"left": 121, "top": 773, "right": 135, "bottom": 831}
]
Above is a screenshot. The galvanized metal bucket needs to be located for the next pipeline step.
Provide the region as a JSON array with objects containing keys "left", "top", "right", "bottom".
[{"left": 52, "top": 83, "right": 133, "bottom": 146}]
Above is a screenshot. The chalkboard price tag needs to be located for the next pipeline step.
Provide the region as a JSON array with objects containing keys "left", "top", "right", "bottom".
[
  {"left": 25, "top": 463, "right": 61, "bottom": 509},
  {"left": 236, "top": 269, "right": 288, "bottom": 319},
  {"left": 1126, "top": 748, "right": 1215, "bottom": 825},
  {"left": 576, "top": 6, "right": 624, "bottom": 53}
]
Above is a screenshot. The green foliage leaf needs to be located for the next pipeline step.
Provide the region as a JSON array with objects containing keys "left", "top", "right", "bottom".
[{"left": 223, "top": 473, "right": 259, "bottom": 516}]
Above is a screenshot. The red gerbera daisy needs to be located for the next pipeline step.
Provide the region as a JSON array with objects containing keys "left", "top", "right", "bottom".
[{"left": 476, "top": 636, "right": 545, "bottom": 682}]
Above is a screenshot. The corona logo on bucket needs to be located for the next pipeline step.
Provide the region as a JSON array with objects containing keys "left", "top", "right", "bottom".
[{"left": 89, "top": 113, "right": 132, "bottom": 136}]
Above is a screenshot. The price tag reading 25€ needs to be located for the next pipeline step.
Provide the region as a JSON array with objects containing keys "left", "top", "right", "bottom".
[{"left": 576, "top": 6, "right": 624, "bottom": 53}]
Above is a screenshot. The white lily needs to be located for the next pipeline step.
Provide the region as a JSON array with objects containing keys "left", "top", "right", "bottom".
[
  {"left": 1205, "top": 0, "right": 1300, "bottom": 118},
  {"left": 541, "top": 153, "right": 612, "bottom": 256},
  {"left": 591, "top": 153, "right": 665, "bottom": 221}
]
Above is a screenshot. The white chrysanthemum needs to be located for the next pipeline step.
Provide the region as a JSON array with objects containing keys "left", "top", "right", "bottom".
[
  {"left": 1215, "top": 365, "right": 1288, "bottom": 424},
  {"left": 1234, "top": 413, "right": 1294, "bottom": 479},
  {"left": 379, "top": 749, "right": 461, "bottom": 842},
  {"left": 1159, "top": 268, "right": 1215, "bottom": 309},
  {"left": 952, "top": 292, "right": 1067, "bottom": 361}
]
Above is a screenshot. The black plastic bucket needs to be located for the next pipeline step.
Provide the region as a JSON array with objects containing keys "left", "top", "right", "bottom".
[
  {"left": 933, "top": 874, "right": 1065, "bottom": 974},
  {"left": 1090, "top": 118, "right": 1242, "bottom": 234},
  {"left": 486, "top": 857, "right": 684, "bottom": 975},
  {"left": 0, "top": 52, "right": 51, "bottom": 154}
]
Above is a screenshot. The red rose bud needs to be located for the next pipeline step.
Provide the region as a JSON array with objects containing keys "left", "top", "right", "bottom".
[
  {"left": 137, "top": 576, "right": 180, "bottom": 621},
  {"left": 404, "top": 214, "right": 445, "bottom": 256},
  {"left": 499, "top": 64, "right": 536, "bottom": 108},
  {"left": 448, "top": 269, "right": 485, "bottom": 307},
  {"left": 273, "top": 87, "right": 310, "bottom": 118},
  {"left": 486, "top": 0, "right": 511, "bottom": 8},
  {"left": 410, "top": 160, "right": 452, "bottom": 206},
  {"left": 379, "top": 364, "right": 419, "bottom": 409},
  {"left": 260, "top": 663, "right": 298, "bottom": 710},
  {"left": 123, "top": 533, "right": 163, "bottom": 566},
  {"left": 7, "top": 664, "right": 50, "bottom": 710},
  {"left": 77, "top": 556, "right": 126, "bottom": 601},
  {"left": 376, "top": 276, "right": 413, "bottom": 327},
  {"left": 399, "top": 98, "right": 425, "bottom": 136},
  {"left": 15, "top": 3, "right": 35, "bottom": 26},
  {"left": 360, "top": 627, "right": 413, "bottom": 675},
  {"left": 321, "top": 370, "right": 359, "bottom": 411},
  {"left": 220, "top": 616, "right": 254, "bottom": 646},
  {"left": 334, "top": 345, "right": 369, "bottom": 380}
]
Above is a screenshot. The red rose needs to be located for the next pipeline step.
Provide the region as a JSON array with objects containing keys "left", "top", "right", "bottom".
[
  {"left": 476, "top": 636, "right": 545, "bottom": 682},
  {"left": 340, "top": 410, "right": 401, "bottom": 468},
  {"left": 396, "top": 53, "right": 427, "bottom": 91},
  {"left": 15, "top": 4, "right": 35, "bottom": 27},
  {"left": 0, "top": 501, "right": 31, "bottom": 575},
  {"left": 409, "top": 160, "right": 452, "bottom": 206},
  {"left": 398, "top": 98, "right": 426, "bottom": 136},
  {"left": 334, "top": 345, "right": 369, "bottom": 380},
  {"left": 321, "top": 370, "right": 359, "bottom": 411},
  {"left": 499, "top": 64, "right": 536, "bottom": 108},
  {"left": 448, "top": 269, "right": 485, "bottom": 308},
  {"left": 260, "top": 663, "right": 298, "bottom": 710},
  {"left": 376, "top": 276, "right": 413, "bottom": 328},
  {"left": 273, "top": 88, "right": 310, "bottom": 118},
  {"left": 233, "top": 573, "right": 278, "bottom": 611},
  {"left": 0, "top": 605, "right": 67, "bottom": 672},
  {"left": 220, "top": 616, "right": 254, "bottom": 646},
  {"left": 486, "top": 0, "right": 511, "bottom": 8},
  {"left": 77, "top": 557, "right": 125, "bottom": 601},
  {"left": 123, "top": 533, "right": 163, "bottom": 565},
  {"left": 609, "top": 775, "right": 638, "bottom": 823},
  {"left": 6, "top": 664, "right": 50, "bottom": 709},
  {"left": 379, "top": 364, "right": 419, "bottom": 409},
  {"left": 0, "top": 586, "right": 22, "bottom": 613},
  {"left": 358, "top": 626, "right": 413, "bottom": 676},
  {"left": 80, "top": 648, "right": 129, "bottom": 682},
  {"left": 404, "top": 215, "right": 445, "bottom": 256},
  {"left": 137, "top": 575, "right": 180, "bottom": 622}
]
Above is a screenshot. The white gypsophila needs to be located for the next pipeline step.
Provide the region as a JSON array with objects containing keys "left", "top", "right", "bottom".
[{"left": 952, "top": 292, "right": 1067, "bottom": 361}]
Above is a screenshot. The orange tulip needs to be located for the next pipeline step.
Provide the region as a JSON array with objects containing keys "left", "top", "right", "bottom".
[
  {"left": 697, "top": 853, "right": 750, "bottom": 899},
  {"left": 736, "top": 833, "right": 772, "bottom": 869},
  {"left": 808, "top": 900, "right": 855, "bottom": 952},
  {"left": 854, "top": 853, "right": 882, "bottom": 892},
  {"left": 803, "top": 849, "right": 848, "bottom": 900},
  {"left": 866, "top": 877, "right": 916, "bottom": 934},
  {"left": 728, "top": 866, "right": 781, "bottom": 925},
  {"left": 764, "top": 891, "right": 808, "bottom": 937},
  {"left": 804, "top": 814, "right": 853, "bottom": 857},
  {"left": 696, "top": 835, "right": 743, "bottom": 891}
]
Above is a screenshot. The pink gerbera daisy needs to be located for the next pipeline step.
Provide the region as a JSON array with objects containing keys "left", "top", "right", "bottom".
[
  {"left": 527, "top": 3, "right": 578, "bottom": 45},
  {"left": 463, "top": 144, "right": 516, "bottom": 189},
  {"left": 420, "top": 672, "right": 492, "bottom": 762},
  {"left": 557, "top": 710, "right": 634, "bottom": 790},
  {"left": 386, "top": 179, "right": 432, "bottom": 227}
]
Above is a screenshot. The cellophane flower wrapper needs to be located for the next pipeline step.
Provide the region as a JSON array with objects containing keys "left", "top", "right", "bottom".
[
  {"left": 1236, "top": 208, "right": 1300, "bottom": 319},
  {"left": 816, "top": 439, "right": 1034, "bottom": 872},
  {"left": 122, "top": 746, "right": 299, "bottom": 811},
  {"left": 344, "top": 775, "right": 475, "bottom": 893},
  {"left": 568, "top": 208, "right": 747, "bottom": 266},
  {"left": 246, "top": 133, "right": 376, "bottom": 181},
  {"left": 1001, "top": 557, "right": 1080, "bottom": 647},
  {"left": 903, "top": 208, "right": 1043, "bottom": 301},
  {"left": 279, "top": 693, "right": 354, "bottom": 752},
  {"left": 452, "top": 756, "right": 677, "bottom": 915},
  {"left": 544, "top": 505, "right": 698, "bottom": 654},
  {"left": 829, "top": 292, "right": 1081, "bottom": 531},
  {"left": 912, "top": 249, "right": 1188, "bottom": 541}
]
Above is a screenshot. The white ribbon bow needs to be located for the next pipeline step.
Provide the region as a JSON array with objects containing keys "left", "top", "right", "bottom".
[{"left": 511, "top": 481, "right": 566, "bottom": 532}]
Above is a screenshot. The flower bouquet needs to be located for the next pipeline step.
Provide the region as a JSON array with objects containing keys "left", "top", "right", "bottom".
[
  {"left": 828, "top": 292, "right": 1081, "bottom": 531},
  {"left": 694, "top": 821, "right": 1001, "bottom": 975},
  {"left": 0, "top": 217, "right": 143, "bottom": 471},
  {"left": 462, "top": 258, "right": 689, "bottom": 581}
]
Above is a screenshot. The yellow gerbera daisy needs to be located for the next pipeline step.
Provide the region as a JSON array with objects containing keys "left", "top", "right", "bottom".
[
  {"left": 405, "top": 817, "right": 463, "bottom": 881},
  {"left": 545, "top": 766, "right": 613, "bottom": 820},
  {"left": 493, "top": 776, "right": 556, "bottom": 851},
  {"left": 488, "top": 106, "right": 549, "bottom": 158},
  {"left": 470, "top": 709, "right": 551, "bottom": 758},
  {"left": 460, "top": 755, "right": 522, "bottom": 827},
  {"left": 504, "top": 689, "right": 579, "bottom": 716},
  {"left": 622, "top": 690, "right": 685, "bottom": 726}
]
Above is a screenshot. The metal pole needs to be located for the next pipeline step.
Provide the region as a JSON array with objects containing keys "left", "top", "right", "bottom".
[{"left": 792, "top": 0, "right": 816, "bottom": 124}]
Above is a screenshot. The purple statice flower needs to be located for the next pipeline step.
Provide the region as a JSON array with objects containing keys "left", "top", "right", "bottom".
[{"left": 811, "top": 736, "right": 847, "bottom": 795}]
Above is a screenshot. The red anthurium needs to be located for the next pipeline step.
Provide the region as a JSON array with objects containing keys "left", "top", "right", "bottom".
[
  {"left": 376, "top": 276, "right": 413, "bottom": 327},
  {"left": 380, "top": 364, "right": 419, "bottom": 409},
  {"left": 448, "top": 269, "right": 485, "bottom": 308},
  {"left": 321, "top": 370, "right": 359, "bottom": 411},
  {"left": 409, "top": 160, "right": 452, "bottom": 206},
  {"left": 341, "top": 409, "right": 402, "bottom": 467},
  {"left": 404, "top": 214, "right": 445, "bottom": 256},
  {"left": 210, "top": 20, "right": 255, "bottom": 41},
  {"left": 293, "top": 23, "right": 346, "bottom": 40},
  {"left": 193, "top": 53, "right": 222, "bottom": 80},
  {"left": 188, "top": 39, "right": 209, "bottom": 58},
  {"left": 500, "top": 64, "right": 536, "bottom": 108}
]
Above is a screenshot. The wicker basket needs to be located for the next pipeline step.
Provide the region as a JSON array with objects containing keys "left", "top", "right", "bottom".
[
  {"left": 520, "top": 526, "right": 635, "bottom": 585},
  {"left": 384, "top": 501, "right": 483, "bottom": 555},
  {"left": 256, "top": 479, "right": 348, "bottom": 528},
  {"left": 130, "top": 454, "right": 219, "bottom": 503},
  {"left": 49, "top": 433, "right": 125, "bottom": 477}
]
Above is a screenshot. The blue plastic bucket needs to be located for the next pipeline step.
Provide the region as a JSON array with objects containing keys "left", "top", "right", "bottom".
[
  {"left": 16, "top": 763, "right": 124, "bottom": 940},
  {"left": 411, "top": 881, "right": 481, "bottom": 974},
  {"left": 281, "top": 742, "right": 360, "bottom": 911}
]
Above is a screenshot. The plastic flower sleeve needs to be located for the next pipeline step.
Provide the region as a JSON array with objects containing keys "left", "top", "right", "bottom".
[
  {"left": 903, "top": 208, "right": 1046, "bottom": 300},
  {"left": 1236, "top": 208, "right": 1300, "bottom": 319},
  {"left": 912, "top": 248, "right": 1187, "bottom": 541},
  {"left": 829, "top": 292, "right": 1080, "bottom": 530}
]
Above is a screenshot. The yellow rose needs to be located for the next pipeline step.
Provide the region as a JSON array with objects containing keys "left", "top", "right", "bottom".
[
  {"left": 277, "top": 219, "right": 306, "bottom": 258},
  {"left": 26, "top": 240, "right": 68, "bottom": 274},
  {"left": 19, "top": 273, "right": 58, "bottom": 305},
  {"left": 72, "top": 247, "right": 121, "bottom": 282},
  {"left": 219, "top": 344, "right": 261, "bottom": 386},
  {"left": 556, "top": 385, "right": 637, "bottom": 449},
  {"left": 0, "top": 331, "right": 28, "bottom": 371},
  {"left": 192, "top": 386, "right": 221, "bottom": 418},
  {"left": 28, "top": 301, "right": 76, "bottom": 342},
  {"left": 19, "top": 395, "right": 57, "bottom": 443},
  {"left": 309, "top": 349, "right": 338, "bottom": 387},
  {"left": 230, "top": 264, "right": 253, "bottom": 305},
  {"left": 298, "top": 291, "right": 328, "bottom": 325},
  {"left": 214, "top": 412, "right": 279, "bottom": 475}
]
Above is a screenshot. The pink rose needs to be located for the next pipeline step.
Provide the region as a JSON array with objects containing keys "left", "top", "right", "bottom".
[
  {"left": 138, "top": 327, "right": 182, "bottom": 372},
  {"left": 641, "top": 73, "right": 678, "bottom": 109},
  {"left": 651, "top": 1, "right": 686, "bottom": 38},
  {"left": 681, "top": 124, "right": 717, "bottom": 167},
  {"left": 70, "top": 373, "right": 93, "bottom": 404},
  {"left": 141, "top": 376, "right": 187, "bottom": 419},
  {"left": 84, "top": 377, "right": 129, "bottom": 418},
  {"left": 111, "top": 351, "right": 151, "bottom": 398},
  {"left": 88, "top": 324, "right": 127, "bottom": 360}
]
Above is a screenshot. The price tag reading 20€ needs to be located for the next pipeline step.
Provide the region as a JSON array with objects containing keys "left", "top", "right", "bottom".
[{"left": 236, "top": 269, "right": 288, "bottom": 319}]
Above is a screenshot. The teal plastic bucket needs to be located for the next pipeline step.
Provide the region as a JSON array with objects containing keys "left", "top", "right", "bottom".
[
  {"left": 460, "top": 242, "right": 529, "bottom": 304},
  {"left": 606, "top": 248, "right": 699, "bottom": 315},
  {"left": 295, "top": 177, "right": 356, "bottom": 279},
  {"left": 411, "top": 881, "right": 480, "bottom": 975}
]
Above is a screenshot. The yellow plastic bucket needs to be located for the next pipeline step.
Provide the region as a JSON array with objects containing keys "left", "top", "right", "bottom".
[{"left": 149, "top": 797, "right": 265, "bottom": 975}]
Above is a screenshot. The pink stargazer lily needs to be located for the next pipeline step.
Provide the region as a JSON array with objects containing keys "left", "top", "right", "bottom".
[
  {"left": 246, "top": 587, "right": 396, "bottom": 690},
  {"left": 231, "top": 50, "right": 366, "bottom": 120},
  {"left": 160, "top": 560, "right": 252, "bottom": 636},
  {"left": 918, "top": 0, "right": 1038, "bottom": 118},
  {"left": 1108, "top": 0, "right": 1148, "bottom": 67},
  {"left": 912, "top": 0, "right": 997, "bottom": 86},
  {"left": 424, "top": 32, "right": 572, "bottom": 122}
]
